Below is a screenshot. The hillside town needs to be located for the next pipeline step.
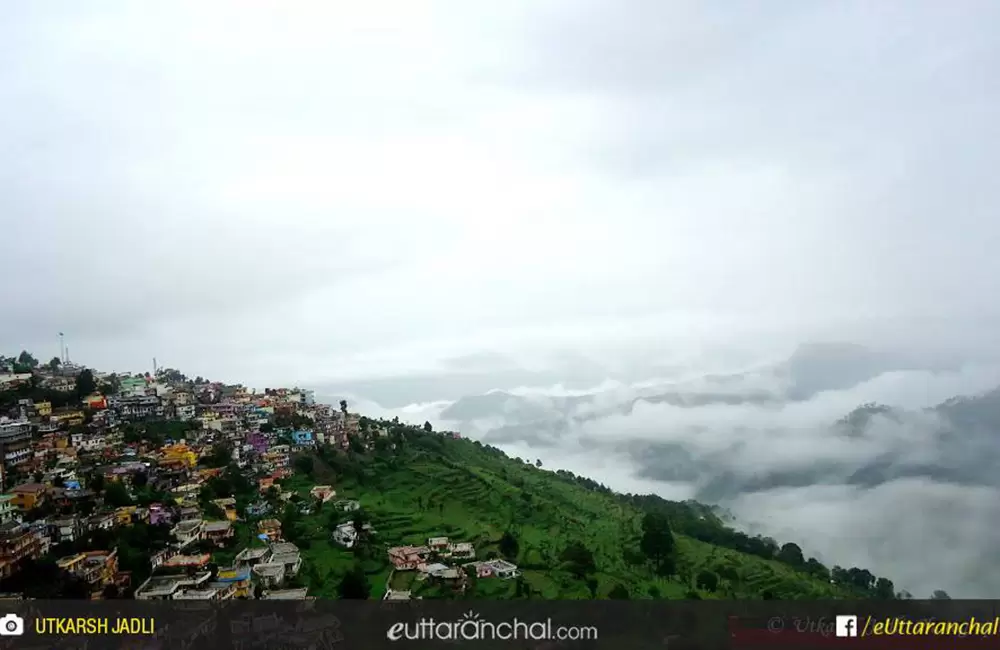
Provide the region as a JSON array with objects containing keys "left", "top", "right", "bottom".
[{"left": 0, "top": 350, "right": 509, "bottom": 601}]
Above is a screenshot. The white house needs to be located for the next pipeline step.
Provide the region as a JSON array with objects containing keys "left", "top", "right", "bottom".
[{"left": 332, "top": 522, "right": 359, "bottom": 548}]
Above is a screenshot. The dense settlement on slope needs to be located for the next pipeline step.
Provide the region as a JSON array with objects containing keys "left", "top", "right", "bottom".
[{"left": 0, "top": 351, "right": 907, "bottom": 601}]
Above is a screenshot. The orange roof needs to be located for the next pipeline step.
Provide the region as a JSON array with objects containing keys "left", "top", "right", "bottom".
[
  {"left": 161, "top": 553, "right": 211, "bottom": 568},
  {"left": 13, "top": 483, "right": 46, "bottom": 494}
]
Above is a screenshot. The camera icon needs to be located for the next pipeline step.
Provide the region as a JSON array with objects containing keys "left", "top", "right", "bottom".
[{"left": 0, "top": 613, "right": 24, "bottom": 636}]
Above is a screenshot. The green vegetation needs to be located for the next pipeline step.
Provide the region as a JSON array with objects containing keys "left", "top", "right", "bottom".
[
  {"left": 0, "top": 346, "right": 907, "bottom": 600},
  {"left": 122, "top": 420, "right": 200, "bottom": 447},
  {"left": 229, "top": 425, "right": 898, "bottom": 600}
]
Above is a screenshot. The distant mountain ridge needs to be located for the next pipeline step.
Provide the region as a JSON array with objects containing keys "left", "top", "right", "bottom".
[{"left": 437, "top": 342, "right": 910, "bottom": 430}]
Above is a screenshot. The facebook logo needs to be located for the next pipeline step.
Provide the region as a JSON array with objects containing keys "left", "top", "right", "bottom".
[{"left": 835, "top": 615, "right": 858, "bottom": 637}]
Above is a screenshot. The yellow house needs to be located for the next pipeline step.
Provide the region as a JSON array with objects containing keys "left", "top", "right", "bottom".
[
  {"left": 56, "top": 553, "right": 88, "bottom": 573},
  {"left": 212, "top": 498, "right": 238, "bottom": 521},
  {"left": 196, "top": 468, "right": 224, "bottom": 482},
  {"left": 160, "top": 444, "right": 197, "bottom": 469},
  {"left": 115, "top": 506, "right": 137, "bottom": 526},
  {"left": 54, "top": 410, "right": 85, "bottom": 426},
  {"left": 35, "top": 401, "right": 52, "bottom": 416},
  {"left": 216, "top": 568, "right": 252, "bottom": 598},
  {"left": 11, "top": 484, "right": 47, "bottom": 511},
  {"left": 173, "top": 494, "right": 198, "bottom": 508}
]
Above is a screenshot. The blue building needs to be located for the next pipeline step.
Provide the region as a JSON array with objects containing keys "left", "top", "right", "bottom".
[{"left": 292, "top": 430, "right": 315, "bottom": 446}]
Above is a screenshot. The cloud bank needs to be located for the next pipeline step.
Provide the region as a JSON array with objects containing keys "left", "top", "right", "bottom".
[{"left": 327, "top": 353, "right": 1000, "bottom": 598}]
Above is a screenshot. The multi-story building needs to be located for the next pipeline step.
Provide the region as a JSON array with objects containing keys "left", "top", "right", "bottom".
[
  {"left": 0, "top": 418, "right": 32, "bottom": 470},
  {"left": 148, "top": 503, "right": 173, "bottom": 526},
  {"left": 109, "top": 395, "right": 162, "bottom": 421},
  {"left": 200, "top": 520, "right": 234, "bottom": 546},
  {"left": 71, "top": 432, "right": 106, "bottom": 452},
  {"left": 51, "top": 516, "right": 84, "bottom": 543},
  {"left": 134, "top": 571, "right": 213, "bottom": 600},
  {"left": 118, "top": 376, "right": 148, "bottom": 397},
  {"left": 170, "top": 519, "right": 204, "bottom": 549},
  {"left": 159, "top": 444, "right": 197, "bottom": 469},
  {"left": 213, "top": 567, "right": 252, "bottom": 598},
  {"left": 56, "top": 549, "right": 119, "bottom": 598},
  {"left": 10, "top": 483, "right": 46, "bottom": 511},
  {"left": 51, "top": 409, "right": 85, "bottom": 427},
  {"left": 0, "top": 521, "right": 43, "bottom": 579},
  {"left": 0, "top": 496, "right": 20, "bottom": 525}
]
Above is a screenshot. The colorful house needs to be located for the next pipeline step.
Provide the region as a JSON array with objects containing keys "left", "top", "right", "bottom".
[
  {"left": 388, "top": 546, "right": 430, "bottom": 571},
  {"left": 246, "top": 433, "right": 268, "bottom": 454},
  {"left": 148, "top": 503, "right": 173, "bottom": 526},
  {"left": 0, "top": 522, "right": 43, "bottom": 578},
  {"left": 56, "top": 549, "right": 119, "bottom": 598},
  {"left": 214, "top": 567, "right": 252, "bottom": 598},
  {"left": 257, "top": 519, "right": 282, "bottom": 541},
  {"left": 53, "top": 410, "right": 85, "bottom": 427},
  {"left": 119, "top": 376, "right": 148, "bottom": 396},
  {"left": 83, "top": 394, "right": 108, "bottom": 410},
  {"left": 211, "top": 498, "right": 238, "bottom": 521},
  {"left": 0, "top": 495, "right": 20, "bottom": 524},
  {"left": 115, "top": 506, "right": 138, "bottom": 526},
  {"left": 291, "top": 431, "right": 314, "bottom": 446},
  {"left": 196, "top": 468, "right": 224, "bottom": 482},
  {"left": 309, "top": 485, "right": 336, "bottom": 503},
  {"left": 160, "top": 443, "right": 197, "bottom": 469},
  {"left": 10, "top": 483, "right": 46, "bottom": 511}
]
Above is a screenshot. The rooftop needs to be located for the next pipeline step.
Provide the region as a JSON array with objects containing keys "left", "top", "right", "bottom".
[
  {"left": 136, "top": 571, "right": 211, "bottom": 598},
  {"left": 252, "top": 563, "right": 285, "bottom": 578},
  {"left": 160, "top": 553, "right": 211, "bottom": 568},
  {"left": 12, "top": 483, "right": 46, "bottom": 494},
  {"left": 203, "top": 520, "right": 232, "bottom": 533},
  {"left": 269, "top": 542, "right": 299, "bottom": 556},
  {"left": 485, "top": 559, "right": 518, "bottom": 571},
  {"left": 0, "top": 521, "right": 26, "bottom": 537},
  {"left": 260, "top": 588, "right": 309, "bottom": 600},
  {"left": 173, "top": 586, "right": 227, "bottom": 600},
  {"left": 384, "top": 590, "right": 412, "bottom": 600},
  {"left": 235, "top": 547, "right": 269, "bottom": 562},
  {"left": 173, "top": 519, "right": 203, "bottom": 534}
]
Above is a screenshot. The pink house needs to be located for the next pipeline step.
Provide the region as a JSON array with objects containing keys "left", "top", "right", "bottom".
[
  {"left": 388, "top": 546, "right": 430, "bottom": 570},
  {"left": 247, "top": 433, "right": 268, "bottom": 454},
  {"left": 149, "top": 503, "right": 173, "bottom": 526}
]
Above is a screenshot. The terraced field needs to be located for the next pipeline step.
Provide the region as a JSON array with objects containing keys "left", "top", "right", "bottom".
[{"left": 263, "top": 431, "right": 857, "bottom": 600}]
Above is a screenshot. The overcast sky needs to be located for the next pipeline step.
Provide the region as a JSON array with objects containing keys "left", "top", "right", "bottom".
[{"left": 3, "top": 1, "right": 999, "bottom": 386}]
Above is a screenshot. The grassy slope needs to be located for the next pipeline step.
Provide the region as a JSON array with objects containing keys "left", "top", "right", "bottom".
[{"left": 262, "top": 430, "right": 857, "bottom": 600}]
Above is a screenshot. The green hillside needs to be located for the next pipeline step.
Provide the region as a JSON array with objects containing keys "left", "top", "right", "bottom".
[{"left": 258, "top": 424, "right": 897, "bottom": 600}]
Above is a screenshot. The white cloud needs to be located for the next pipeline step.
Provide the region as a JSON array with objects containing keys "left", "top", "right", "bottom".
[
  {"left": 3, "top": 0, "right": 1000, "bottom": 599},
  {"left": 4, "top": 1, "right": 1000, "bottom": 379},
  {"left": 373, "top": 361, "right": 1000, "bottom": 597}
]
